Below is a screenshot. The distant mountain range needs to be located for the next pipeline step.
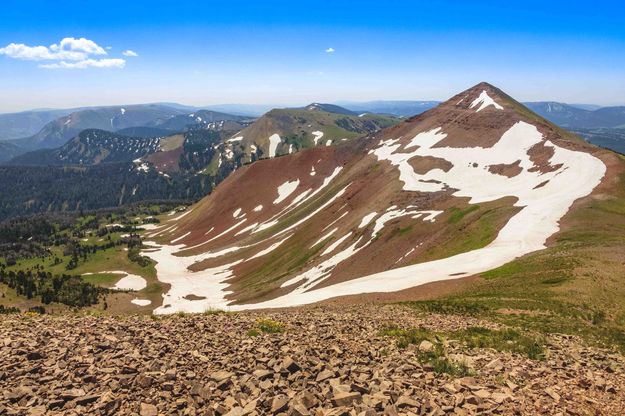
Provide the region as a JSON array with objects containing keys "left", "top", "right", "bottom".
[
  {"left": 338, "top": 100, "right": 441, "bottom": 117},
  {"left": 524, "top": 102, "right": 625, "bottom": 129},
  {"left": 7, "top": 129, "right": 162, "bottom": 166},
  {"left": 0, "top": 103, "right": 397, "bottom": 220},
  {"left": 2, "top": 98, "right": 625, "bottom": 165},
  {"left": 10, "top": 104, "right": 190, "bottom": 151},
  {"left": 0, "top": 105, "right": 253, "bottom": 163}
]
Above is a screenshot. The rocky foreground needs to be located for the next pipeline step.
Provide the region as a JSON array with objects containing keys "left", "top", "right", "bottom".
[{"left": 1, "top": 305, "right": 624, "bottom": 415}]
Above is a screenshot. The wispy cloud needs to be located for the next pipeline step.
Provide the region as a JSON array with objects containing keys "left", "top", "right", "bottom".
[
  {"left": 325, "top": 47, "right": 335, "bottom": 53},
  {"left": 40, "top": 58, "right": 126, "bottom": 69},
  {"left": 0, "top": 37, "right": 127, "bottom": 69},
  {"left": 122, "top": 50, "right": 138, "bottom": 57}
]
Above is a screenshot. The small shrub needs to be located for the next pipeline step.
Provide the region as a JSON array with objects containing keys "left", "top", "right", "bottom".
[
  {"left": 256, "top": 319, "right": 285, "bottom": 333},
  {"left": 591, "top": 310, "right": 606, "bottom": 326},
  {"left": 380, "top": 324, "right": 436, "bottom": 348},
  {"left": 429, "top": 357, "right": 471, "bottom": 376},
  {"left": 380, "top": 324, "right": 470, "bottom": 376},
  {"left": 457, "top": 327, "right": 546, "bottom": 360},
  {"left": 203, "top": 307, "right": 225, "bottom": 315}
]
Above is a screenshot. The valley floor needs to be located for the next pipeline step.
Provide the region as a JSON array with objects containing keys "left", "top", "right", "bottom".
[{"left": 2, "top": 304, "right": 623, "bottom": 415}]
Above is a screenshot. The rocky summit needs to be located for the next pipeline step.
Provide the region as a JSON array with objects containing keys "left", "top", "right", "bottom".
[{"left": 1, "top": 305, "right": 623, "bottom": 415}]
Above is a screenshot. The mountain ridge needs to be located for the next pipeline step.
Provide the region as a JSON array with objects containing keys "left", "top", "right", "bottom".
[{"left": 133, "top": 82, "right": 612, "bottom": 313}]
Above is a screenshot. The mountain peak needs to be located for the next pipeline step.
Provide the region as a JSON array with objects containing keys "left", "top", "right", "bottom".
[
  {"left": 433, "top": 82, "right": 526, "bottom": 117},
  {"left": 302, "top": 103, "right": 356, "bottom": 116}
]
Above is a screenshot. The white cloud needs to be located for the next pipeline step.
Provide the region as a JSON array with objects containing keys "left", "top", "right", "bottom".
[
  {"left": 0, "top": 43, "right": 59, "bottom": 60},
  {"left": 51, "top": 37, "right": 106, "bottom": 56},
  {"left": 0, "top": 37, "right": 106, "bottom": 61},
  {"left": 39, "top": 58, "right": 126, "bottom": 69},
  {"left": 122, "top": 50, "right": 138, "bottom": 57},
  {"left": 325, "top": 47, "right": 335, "bottom": 53},
  {"left": 0, "top": 37, "right": 127, "bottom": 69}
]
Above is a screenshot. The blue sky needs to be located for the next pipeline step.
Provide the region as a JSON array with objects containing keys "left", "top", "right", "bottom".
[{"left": 1, "top": 0, "right": 624, "bottom": 112}]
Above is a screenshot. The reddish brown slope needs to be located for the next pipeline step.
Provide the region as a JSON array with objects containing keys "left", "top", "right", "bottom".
[{"left": 143, "top": 82, "right": 610, "bottom": 310}]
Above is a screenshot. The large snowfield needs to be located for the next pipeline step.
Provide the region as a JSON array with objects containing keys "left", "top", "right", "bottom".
[{"left": 142, "top": 119, "right": 606, "bottom": 313}]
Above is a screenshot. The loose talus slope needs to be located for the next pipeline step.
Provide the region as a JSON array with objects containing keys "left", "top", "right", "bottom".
[{"left": 142, "top": 82, "right": 609, "bottom": 313}]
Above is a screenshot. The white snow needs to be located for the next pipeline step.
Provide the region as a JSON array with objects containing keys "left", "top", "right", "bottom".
[
  {"left": 273, "top": 180, "right": 300, "bottom": 204},
  {"left": 142, "top": 242, "right": 238, "bottom": 314},
  {"left": 280, "top": 236, "right": 364, "bottom": 290},
  {"left": 248, "top": 167, "right": 342, "bottom": 235},
  {"left": 312, "top": 131, "right": 324, "bottom": 146},
  {"left": 470, "top": 90, "right": 503, "bottom": 112},
  {"left": 268, "top": 134, "right": 281, "bottom": 158},
  {"left": 228, "top": 136, "right": 243, "bottom": 143},
  {"left": 272, "top": 185, "right": 349, "bottom": 238},
  {"left": 235, "top": 222, "right": 259, "bottom": 236},
  {"left": 310, "top": 166, "right": 316, "bottom": 176},
  {"left": 83, "top": 271, "right": 147, "bottom": 291},
  {"left": 172, "top": 209, "right": 193, "bottom": 221},
  {"left": 310, "top": 227, "right": 337, "bottom": 248},
  {"left": 120, "top": 108, "right": 126, "bottom": 115},
  {"left": 289, "top": 144, "right": 294, "bottom": 154},
  {"left": 171, "top": 232, "right": 191, "bottom": 244},
  {"left": 253, "top": 205, "right": 263, "bottom": 212},
  {"left": 325, "top": 139, "right": 332, "bottom": 146},
  {"left": 202, "top": 218, "right": 247, "bottom": 245},
  {"left": 321, "top": 232, "right": 352, "bottom": 256},
  {"left": 358, "top": 212, "right": 378, "bottom": 229},
  {"left": 372, "top": 208, "right": 441, "bottom": 237},
  {"left": 137, "top": 162, "right": 150, "bottom": 173},
  {"left": 232, "top": 208, "right": 242, "bottom": 218},
  {"left": 131, "top": 299, "right": 151, "bottom": 306},
  {"left": 247, "top": 235, "right": 291, "bottom": 260}
]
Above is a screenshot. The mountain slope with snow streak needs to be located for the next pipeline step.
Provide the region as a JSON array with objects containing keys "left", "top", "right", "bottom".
[
  {"left": 222, "top": 105, "right": 399, "bottom": 163},
  {"left": 141, "top": 82, "right": 609, "bottom": 313}
]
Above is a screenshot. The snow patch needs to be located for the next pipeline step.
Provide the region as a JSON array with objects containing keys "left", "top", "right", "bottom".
[
  {"left": 358, "top": 212, "right": 378, "bottom": 229},
  {"left": 470, "top": 90, "right": 503, "bottom": 112},
  {"left": 83, "top": 271, "right": 148, "bottom": 291},
  {"left": 171, "top": 232, "right": 191, "bottom": 244},
  {"left": 248, "top": 235, "right": 291, "bottom": 260},
  {"left": 312, "top": 131, "right": 324, "bottom": 146},
  {"left": 321, "top": 232, "right": 352, "bottom": 256},
  {"left": 310, "top": 227, "right": 337, "bottom": 248},
  {"left": 268, "top": 134, "right": 281, "bottom": 158},
  {"left": 274, "top": 180, "right": 300, "bottom": 204}
]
